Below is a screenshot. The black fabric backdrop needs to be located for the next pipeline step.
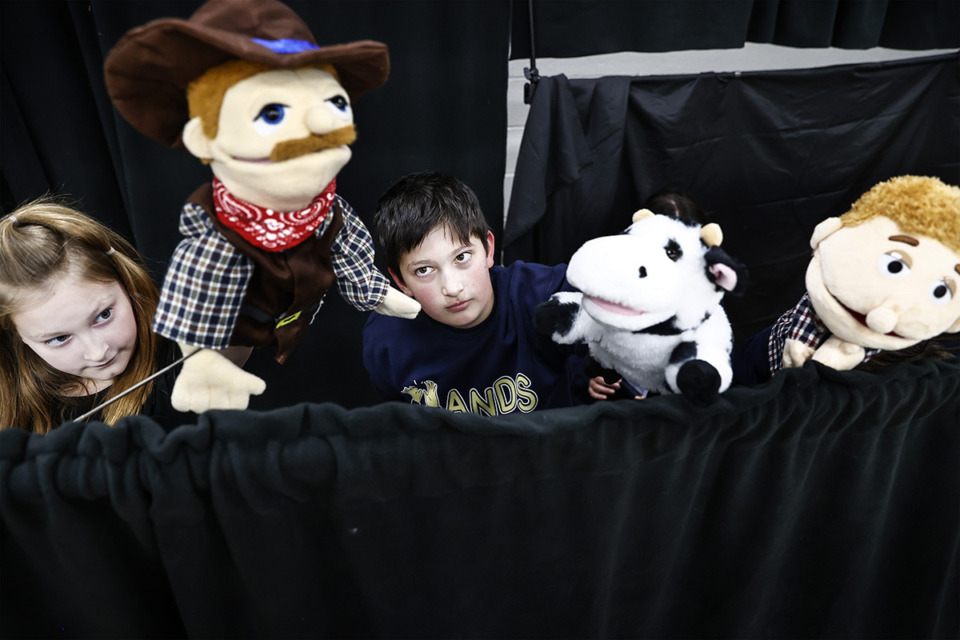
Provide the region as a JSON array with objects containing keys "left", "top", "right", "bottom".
[
  {"left": 503, "top": 52, "right": 960, "bottom": 347},
  {"left": 510, "top": 0, "right": 960, "bottom": 59},
  {"left": 2, "top": 358, "right": 958, "bottom": 638},
  {"left": 0, "top": 0, "right": 511, "bottom": 410}
]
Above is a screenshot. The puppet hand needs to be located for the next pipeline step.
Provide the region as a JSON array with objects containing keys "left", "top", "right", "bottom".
[
  {"left": 171, "top": 345, "right": 266, "bottom": 412},
  {"left": 376, "top": 287, "right": 421, "bottom": 319},
  {"left": 811, "top": 336, "right": 865, "bottom": 371},
  {"left": 782, "top": 338, "right": 815, "bottom": 369},
  {"left": 534, "top": 292, "right": 583, "bottom": 341}
]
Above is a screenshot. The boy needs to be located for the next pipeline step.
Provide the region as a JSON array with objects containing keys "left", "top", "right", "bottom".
[{"left": 362, "top": 171, "right": 586, "bottom": 415}]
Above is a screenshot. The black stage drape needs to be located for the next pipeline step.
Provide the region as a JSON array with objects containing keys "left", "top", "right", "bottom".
[
  {"left": 0, "top": 0, "right": 510, "bottom": 410},
  {"left": 503, "top": 52, "right": 960, "bottom": 347},
  {"left": 2, "top": 358, "right": 958, "bottom": 638},
  {"left": 510, "top": 0, "right": 960, "bottom": 59}
]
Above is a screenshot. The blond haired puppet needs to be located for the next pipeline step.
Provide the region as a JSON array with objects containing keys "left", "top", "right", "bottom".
[{"left": 770, "top": 175, "right": 960, "bottom": 373}]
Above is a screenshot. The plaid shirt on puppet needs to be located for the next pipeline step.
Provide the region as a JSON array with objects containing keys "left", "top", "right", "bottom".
[
  {"left": 153, "top": 195, "right": 389, "bottom": 349},
  {"left": 767, "top": 292, "right": 879, "bottom": 374}
]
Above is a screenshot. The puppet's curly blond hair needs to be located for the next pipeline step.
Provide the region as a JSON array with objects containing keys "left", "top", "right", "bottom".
[{"left": 841, "top": 175, "right": 960, "bottom": 255}]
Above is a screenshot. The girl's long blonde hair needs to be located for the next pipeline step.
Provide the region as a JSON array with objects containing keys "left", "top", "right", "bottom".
[{"left": 0, "top": 197, "right": 159, "bottom": 432}]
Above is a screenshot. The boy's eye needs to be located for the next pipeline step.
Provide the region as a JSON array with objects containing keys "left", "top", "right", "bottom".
[
  {"left": 454, "top": 251, "right": 471, "bottom": 264},
  {"left": 415, "top": 266, "right": 434, "bottom": 277},
  {"left": 45, "top": 335, "right": 70, "bottom": 346},
  {"left": 253, "top": 103, "right": 288, "bottom": 135},
  {"left": 96, "top": 308, "right": 113, "bottom": 323}
]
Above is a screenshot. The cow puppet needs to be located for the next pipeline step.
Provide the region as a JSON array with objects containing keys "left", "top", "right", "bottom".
[{"left": 535, "top": 210, "right": 748, "bottom": 406}]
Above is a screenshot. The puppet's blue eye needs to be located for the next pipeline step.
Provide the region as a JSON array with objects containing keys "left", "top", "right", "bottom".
[
  {"left": 326, "top": 95, "right": 352, "bottom": 119},
  {"left": 253, "top": 104, "right": 287, "bottom": 135},
  {"left": 878, "top": 251, "right": 910, "bottom": 278},
  {"left": 929, "top": 279, "right": 954, "bottom": 305}
]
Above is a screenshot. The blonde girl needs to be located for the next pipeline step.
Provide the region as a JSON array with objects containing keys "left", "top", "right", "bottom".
[{"left": 0, "top": 197, "right": 176, "bottom": 432}]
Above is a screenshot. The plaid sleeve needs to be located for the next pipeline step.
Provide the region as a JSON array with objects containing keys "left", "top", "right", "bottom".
[
  {"left": 329, "top": 196, "right": 389, "bottom": 311},
  {"left": 767, "top": 293, "right": 828, "bottom": 373},
  {"left": 152, "top": 202, "right": 253, "bottom": 349},
  {"left": 767, "top": 292, "right": 880, "bottom": 372}
]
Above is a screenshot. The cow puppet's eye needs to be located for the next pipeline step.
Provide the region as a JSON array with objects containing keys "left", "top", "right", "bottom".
[{"left": 664, "top": 240, "right": 682, "bottom": 262}]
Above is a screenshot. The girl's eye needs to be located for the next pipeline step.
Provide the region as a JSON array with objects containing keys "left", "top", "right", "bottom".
[
  {"left": 45, "top": 335, "right": 70, "bottom": 346},
  {"left": 878, "top": 251, "right": 911, "bottom": 277},
  {"left": 930, "top": 279, "right": 954, "bottom": 305},
  {"left": 96, "top": 308, "right": 113, "bottom": 323},
  {"left": 253, "top": 103, "right": 288, "bottom": 135},
  {"left": 326, "top": 95, "right": 352, "bottom": 119}
]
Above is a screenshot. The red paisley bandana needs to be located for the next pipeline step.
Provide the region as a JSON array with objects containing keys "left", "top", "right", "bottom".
[{"left": 212, "top": 177, "right": 337, "bottom": 252}]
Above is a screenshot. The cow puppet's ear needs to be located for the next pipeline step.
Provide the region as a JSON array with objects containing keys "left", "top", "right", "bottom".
[
  {"left": 709, "top": 263, "right": 738, "bottom": 292},
  {"left": 632, "top": 208, "right": 655, "bottom": 223},
  {"left": 701, "top": 223, "right": 722, "bottom": 247}
]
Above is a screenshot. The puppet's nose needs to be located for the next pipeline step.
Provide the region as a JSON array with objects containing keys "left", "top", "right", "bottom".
[
  {"left": 866, "top": 305, "right": 899, "bottom": 334},
  {"left": 305, "top": 105, "right": 338, "bottom": 134}
]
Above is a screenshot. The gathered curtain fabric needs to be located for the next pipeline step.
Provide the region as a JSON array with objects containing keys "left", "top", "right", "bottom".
[
  {"left": 510, "top": 0, "right": 960, "bottom": 59},
  {"left": 503, "top": 53, "right": 959, "bottom": 346},
  {"left": 2, "top": 358, "right": 957, "bottom": 638}
]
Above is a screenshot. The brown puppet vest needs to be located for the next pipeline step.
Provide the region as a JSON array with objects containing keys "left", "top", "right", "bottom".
[{"left": 190, "top": 183, "right": 344, "bottom": 364}]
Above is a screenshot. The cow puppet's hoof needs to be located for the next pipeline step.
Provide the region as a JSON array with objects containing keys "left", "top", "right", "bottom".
[
  {"left": 534, "top": 298, "right": 579, "bottom": 337},
  {"left": 676, "top": 359, "right": 721, "bottom": 407}
]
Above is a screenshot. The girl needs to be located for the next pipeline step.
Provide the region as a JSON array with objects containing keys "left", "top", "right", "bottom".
[{"left": 0, "top": 196, "right": 191, "bottom": 432}]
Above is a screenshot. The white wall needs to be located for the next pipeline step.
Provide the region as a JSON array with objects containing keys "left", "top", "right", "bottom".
[{"left": 504, "top": 44, "right": 955, "bottom": 217}]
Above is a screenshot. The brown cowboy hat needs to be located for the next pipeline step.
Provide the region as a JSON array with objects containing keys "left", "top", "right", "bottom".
[{"left": 104, "top": 0, "right": 389, "bottom": 149}]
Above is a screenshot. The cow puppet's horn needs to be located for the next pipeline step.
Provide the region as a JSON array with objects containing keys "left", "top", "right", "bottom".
[{"left": 701, "top": 223, "right": 722, "bottom": 247}]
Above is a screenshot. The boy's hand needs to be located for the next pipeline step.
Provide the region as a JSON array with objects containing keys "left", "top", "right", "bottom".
[
  {"left": 589, "top": 376, "right": 620, "bottom": 400},
  {"left": 171, "top": 344, "right": 266, "bottom": 412},
  {"left": 588, "top": 376, "right": 646, "bottom": 400}
]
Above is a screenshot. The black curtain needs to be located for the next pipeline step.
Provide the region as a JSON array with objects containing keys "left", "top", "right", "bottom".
[
  {"left": 0, "top": 0, "right": 510, "bottom": 410},
  {"left": 503, "top": 53, "right": 960, "bottom": 347},
  {"left": 2, "top": 358, "right": 957, "bottom": 638},
  {"left": 510, "top": 0, "right": 960, "bottom": 59}
]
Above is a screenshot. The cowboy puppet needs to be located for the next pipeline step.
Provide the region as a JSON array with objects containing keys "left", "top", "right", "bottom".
[{"left": 104, "top": 0, "right": 420, "bottom": 412}]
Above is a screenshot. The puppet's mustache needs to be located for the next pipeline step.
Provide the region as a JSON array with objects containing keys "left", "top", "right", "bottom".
[{"left": 269, "top": 125, "right": 357, "bottom": 162}]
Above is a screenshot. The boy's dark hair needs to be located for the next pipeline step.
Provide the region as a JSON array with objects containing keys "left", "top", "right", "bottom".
[
  {"left": 375, "top": 171, "right": 491, "bottom": 281},
  {"left": 644, "top": 188, "right": 708, "bottom": 225}
]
